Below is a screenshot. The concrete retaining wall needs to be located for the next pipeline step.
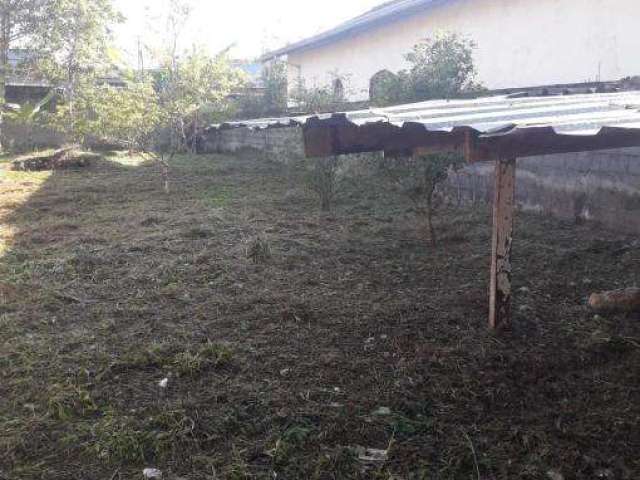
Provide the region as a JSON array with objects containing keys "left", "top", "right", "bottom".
[
  {"left": 201, "top": 126, "right": 304, "bottom": 162},
  {"left": 2, "top": 120, "right": 67, "bottom": 152},
  {"left": 201, "top": 126, "right": 640, "bottom": 233},
  {"left": 450, "top": 149, "right": 640, "bottom": 233}
]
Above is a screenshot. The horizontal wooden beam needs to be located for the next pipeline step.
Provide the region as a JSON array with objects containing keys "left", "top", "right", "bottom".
[
  {"left": 303, "top": 123, "right": 640, "bottom": 162},
  {"left": 303, "top": 122, "right": 465, "bottom": 158},
  {"left": 473, "top": 126, "right": 640, "bottom": 161}
]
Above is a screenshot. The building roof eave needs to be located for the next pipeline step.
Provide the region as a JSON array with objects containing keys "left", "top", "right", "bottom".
[{"left": 260, "top": 0, "right": 451, "bottom": 62}]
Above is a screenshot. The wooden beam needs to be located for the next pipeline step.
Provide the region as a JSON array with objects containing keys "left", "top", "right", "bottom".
[
  {"left": 452, "top": 127, "right": 640, "bottom": 162},
  {"left": 302, "top": 122, "right": 640, "bottom": 162},
  {"left": 489, "top": 158, "right": 517, "bottom": 330}
]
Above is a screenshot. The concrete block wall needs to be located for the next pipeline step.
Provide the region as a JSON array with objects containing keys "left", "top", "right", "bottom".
[
  {"left": 201, "top": 126, "right": 305, "bottom": 162},
  {"left": 201, "top": 126, "right": 640, "bottom": 233},
  {"left": 449, "top": 148, "right": 640, "bottom": 233},
  {"left": 2, "top": 121, "right": 127, "bottom": 152},
  {"left": 2, "top": 120, "right": 67, "bottom": 152}
]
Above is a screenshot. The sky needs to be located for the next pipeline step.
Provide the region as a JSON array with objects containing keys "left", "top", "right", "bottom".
[{"left": 113, "top": 0, "right": 386, "bottom": 64}]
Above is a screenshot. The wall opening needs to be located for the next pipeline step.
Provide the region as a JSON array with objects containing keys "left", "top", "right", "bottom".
[{"left": 369, "top": 69, "right": 398, "bottom": 106}]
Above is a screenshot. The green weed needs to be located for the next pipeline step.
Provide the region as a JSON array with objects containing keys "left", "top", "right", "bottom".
[
  {"left": 172, "top": 342, "right": 232, "bottom": 377},
  {"left": 47, "top": 382, "right": 97, "bottom": 420},
  {"left": 93, "top": 413, "right": 154, "bottom": 464}
]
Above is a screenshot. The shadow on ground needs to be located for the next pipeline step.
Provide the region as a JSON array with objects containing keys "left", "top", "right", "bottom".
[{"left": 0, "top": 152, "right": 639, "bottom": 479}]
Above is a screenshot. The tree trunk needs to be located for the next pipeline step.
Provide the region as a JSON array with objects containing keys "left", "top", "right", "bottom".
[
  {"left": 426, "top": 190, "right": 437, "bottom": 247},
  {"left": 0, "top": 11, "right": 10, "bottom": 153},
  {"left": 191, "top": 110, "right": 198, "bottom": 153},
  {"left": 162, "top": 161, "right": 170, "bottom": 194},
  {"left": 321, "top": 197, "right": 330, "bottom": 212},
  {"left": 67, "top": 7, "right": 81, "bottom": 138}
]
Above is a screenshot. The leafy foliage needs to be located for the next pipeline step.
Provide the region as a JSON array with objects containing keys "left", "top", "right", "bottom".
[
  {"left": 51, "top": 80, "right": 162, "bottom": 149},
  {"left": 371, "top": 32, "right": 483, "bottom": 106},
  {"left": 238, "top": 59, "right": 288, "bottom": 118},
  {"left": 0, "top": 0, "right": 52, "bottom": 91},
  {"left": 40, "top": 0, "right": 123, "bottom": 77},
  {"left": 405, "top": 32, "right": 481, "bottom": 100},
  {"left": 37, "top": 0, "right": 124, "bottom": 138},
  {"left": 261, "top": 60, "right": 289, "bottom": 115},
  {"left": 3, "top": 89, "right": 56, "bottom": 150},
  {"left": 369, "top": 69, "right": 404, "bottom": 107},
  {"left": 154, "top": 47, "right": 245, "bottom": 153}
]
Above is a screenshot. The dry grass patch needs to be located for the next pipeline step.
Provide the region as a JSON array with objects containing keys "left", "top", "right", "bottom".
[{"left": 0, "top": 152, "right": 638, "bottom": 479}]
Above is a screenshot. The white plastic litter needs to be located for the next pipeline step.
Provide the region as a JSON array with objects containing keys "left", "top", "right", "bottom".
[{"left": 143, "top": 468, "right": 163, "bottom": 479}]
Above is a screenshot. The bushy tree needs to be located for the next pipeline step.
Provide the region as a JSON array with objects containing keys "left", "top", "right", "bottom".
[
  {"left": 238, "top": 59, "right": 288, "bottom": 118},
  {"left": 261, "top": 60, "right": 288, "bottom": 115},
  {"left": 55, "top": 80, "right": 162, "bottom": 150},
  {"left": 156, "top": 47, "right": 245, "bottom": 152},
  {"left": 39, "top": 0, "right": 123, "bottom": 130},
  {"left": 369, "top": 70, "right": 404, "bottom": 107},
  {"left": 370, "top": 32, "right": 483, "bottom": 106},
  {"left": 405, "top": 32, "right": 481, "bottom": 101},
  {"left": 369, "top": 33, "right": 478, "bottom": 246},
  {"left": 0, "top": 0, "right": 54, "bottom": 150}
]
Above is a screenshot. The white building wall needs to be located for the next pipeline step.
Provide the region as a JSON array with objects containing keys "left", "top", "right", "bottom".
[{"left": 286, "top": 0, "right": 640, "bottom": 102}]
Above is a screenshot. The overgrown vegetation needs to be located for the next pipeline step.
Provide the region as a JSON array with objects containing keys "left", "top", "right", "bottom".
[
  {"left": 291, "top": 72, "right": 350, "bottom": 113},
  {"left": 0, "top": 0, "right": 250, "bottom": 173}
]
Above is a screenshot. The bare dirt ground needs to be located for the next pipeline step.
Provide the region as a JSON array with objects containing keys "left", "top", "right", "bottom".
[{"left": 0, "top": 152, "right": 639, "bottom": 480}]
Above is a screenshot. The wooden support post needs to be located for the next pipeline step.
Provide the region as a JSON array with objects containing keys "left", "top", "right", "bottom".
[{"left": 489, "top": 158, "right": 517, "bottom": 330}]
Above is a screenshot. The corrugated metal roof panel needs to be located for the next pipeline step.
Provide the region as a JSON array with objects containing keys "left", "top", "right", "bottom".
[
  {"left": 207, "top": 91, "right": 640, "bottom": 160},
  {"left": 211, "top": 92, "right": 640, "bottom": 138}
]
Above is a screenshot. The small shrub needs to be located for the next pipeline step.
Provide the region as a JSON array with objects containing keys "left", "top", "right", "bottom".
[
  {"left": 306, "top": 157, "right": 341, "bottom": 212},
  {"left": 246, "top": 236, "right": 272, "bottom": 263},
  {"left": 378, "top": 153, "right": 464, "bottom": 246}
]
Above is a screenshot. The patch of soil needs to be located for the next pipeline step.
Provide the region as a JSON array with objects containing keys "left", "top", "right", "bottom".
[{"left": 11, "top": 148, "right": 99, "bottom": 172}]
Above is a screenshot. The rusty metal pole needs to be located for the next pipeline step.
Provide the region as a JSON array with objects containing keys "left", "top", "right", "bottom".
[{"left": 489, "top": 158, "right": 517, "bottom": 330}]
